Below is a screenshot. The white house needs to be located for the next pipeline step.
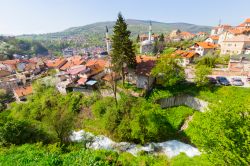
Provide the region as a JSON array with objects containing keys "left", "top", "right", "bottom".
[
  {"left": 191, "top": 42, "right": 217, "bottom": 56},
  {"left": 205, "top": 36, "right": 219, "bottom": 45}
]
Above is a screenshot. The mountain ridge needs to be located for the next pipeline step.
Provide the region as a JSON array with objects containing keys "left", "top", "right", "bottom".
[{"left": 17, "top": 19, "right": 212, "bottom": 46}]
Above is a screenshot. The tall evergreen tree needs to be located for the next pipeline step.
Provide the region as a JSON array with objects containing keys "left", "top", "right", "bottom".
[
  {"left": 153, "top": 40, "right": 159, "bottom": 54},
  {"left": 111, "top": 13, "right": 136, "bottom": 85},
  {"left": 158, "top": 33, "right": 166, "bottom": 53},
  {"left": 159, "top": 33, "right": 165, "bottom": 42},
  {"left": 136, "top": 34, "right": 140, "bottom": 43}
]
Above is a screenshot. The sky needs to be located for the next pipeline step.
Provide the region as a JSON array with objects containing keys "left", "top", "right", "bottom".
[{"left": 0, "top": 0, "right": 250, "bottom": 35}]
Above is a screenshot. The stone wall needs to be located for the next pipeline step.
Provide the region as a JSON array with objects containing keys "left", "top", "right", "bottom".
[{"left": 158, "top": 95, "right": 209, "bottom": 112}]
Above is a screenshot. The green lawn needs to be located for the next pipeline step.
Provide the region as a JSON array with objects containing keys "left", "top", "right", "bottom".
[{"left": 163, "top": 106, "right": 195, "bottom": 130}]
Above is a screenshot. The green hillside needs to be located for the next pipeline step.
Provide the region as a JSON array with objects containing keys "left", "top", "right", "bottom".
[
  {"left": 0, "top": 36, "right": 48, "bottom": 60},
  {"left": 18, "top": 19, "right": 212, "bottom": 47}
]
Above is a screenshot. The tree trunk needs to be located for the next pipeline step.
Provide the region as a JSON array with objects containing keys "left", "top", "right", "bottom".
[
  {"left": 114, "top": 81, "right": 118, "bottom": 106},
  {"left": 110, "top": 72, "right": 118, "bottom": 106},
  {"left": 121, "top": 67, "right": 125, "bottom": 86}
]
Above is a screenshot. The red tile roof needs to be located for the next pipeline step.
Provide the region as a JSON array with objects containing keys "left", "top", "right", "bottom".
[
  {"left": 136, "top": 55, "right": 156, "bottom": 76},
  {"left": 196, "top": 32, "right": 208, "bottom": 36},
  {"left": 174, "top": 50, "right": 198, "bottom": 58},
  {"left": 85, "top": 58, "right": 107, "bottom": 76},
  {"left": 67, "top": 65, "right": 87, "bottom": 75},
  {"left": 180, "top": 31, "right": 195, "bottom": 37},
  {"left": 45, "top": 58, "right": 67, "bottom": 68},
  {"left": 24, "top": 63, "right": 37, "bottom": 71},
  {"left": 13, "top": 85, "right": 33, "bottom": 98},
  {"left": 0, "top": 59, "right": 19, "bottom": 65},
  {"left": 224, "top": 35, "right": 250, "bottom": 42},
  {"left": 0, "top": 59, "right": 19, "bottom": 70},
  {"left": 86, "top": 59, "right": 107, "bottom": 68},
  {"left": 77, "top": 77, "right": 88, "bottom": 85},
  {"left": 87, "top": 64, "right": 104, "bottom": 77},
  {"left": 195, "top": 42, "right": 217, "bottom": 49},
  {"left": 228, "top": 28, "right": 245, "bottom": 35},
  {"left": 245, "top": 18, "right": 250, "bottom": 23},
  {"left": 210, "top": 35, "right": 219, "bottom": 40},
  {"left": 238, "top": 18, "right": 250, "bottom": 27},
  {"left": 60, "top": 56, "right": 85, "bottom": 70},
  {"left": 136, "top": 55, "right": 157, "bottom": 63}
]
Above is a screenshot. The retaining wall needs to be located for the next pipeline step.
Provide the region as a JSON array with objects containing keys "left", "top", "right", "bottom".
[{"left": 158, "top": 95, "right": 209, "bottom": 112}]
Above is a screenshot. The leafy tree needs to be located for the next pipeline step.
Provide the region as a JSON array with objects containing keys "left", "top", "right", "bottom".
[
  {"left": 152, "top": 34, "right": 165, "bottom": 54},
  {"left": 0, "top": 117, "right": 50, "bottom": 146},
  {"left": 0, "top": 89, "right": 13, "bottom": 112},
  {"left": 162, "top": 47, "right": 176, "bottom": 55},
  {"left": 91, "top": 94, "right": 184, "bottom": 144},
  {"left": 32, "top": 41, "right": 48, "bottom": 55},
  {"left": 195, "top": 54, "right": 216, "bottom": 67},
  {"left": 8, "top": 84, "right": 81, "bottom": 144},
  {"left": 45, "top": 105, "right": 75, "bottom": 144},
  {"left": 111, "top": 13, "right": 136, "bottom": 85},
  {"left": 186, "top": 87, "right": 250, "bottom": 165},
  {"left": 91, "top": 97, "right": 114, "bottom": 118},
  {"left": 165, "top": 40, "right": 196, "bottom": 50},
  {"left": 194, "top": 65, "right": 212, "bottom": 87},
  {"left": 152, "top": 55, "right": 185, "bottom": 87},
  {"left": 0, "top": 36, "right": 48, "bottom": 59}
]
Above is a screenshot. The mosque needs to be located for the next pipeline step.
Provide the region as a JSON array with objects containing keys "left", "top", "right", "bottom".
[{"left": 140, "top": 22, "right": 155, "bottom": 54}]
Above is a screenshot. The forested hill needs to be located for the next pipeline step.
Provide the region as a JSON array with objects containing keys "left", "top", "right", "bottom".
[
  {"left": 17, "top": 19, "right": 212, "bottom": 46},
  {"left": 0, "top": 36, "right": 48, "bottom": 60}
]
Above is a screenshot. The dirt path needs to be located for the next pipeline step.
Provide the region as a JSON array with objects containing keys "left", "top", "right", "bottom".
[{"left": 180, "top": 115, "right": 194, "bottom": 131}]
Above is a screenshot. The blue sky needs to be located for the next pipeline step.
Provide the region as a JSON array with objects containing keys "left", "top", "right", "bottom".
[{"left": 1, "top": 0, "right": 250, "bottom": 35}]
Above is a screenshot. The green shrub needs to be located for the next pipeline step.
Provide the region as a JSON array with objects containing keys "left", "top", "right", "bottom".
[
  {"left": 0, "top": 143, "right": 171, "bottom": 166},
  {"left": 170, "top": 153, "right": 211, "bottom": 166},
  {"left": 148, "top": 89, "right": 172, "bottom": 103},
  {"left": 91, "top": 97, "right": 114, "bottom": 118},
  {"left": 0, "top": 118, "right": 50, "bottom": 146},
  {"left": 118, "top": 152, "right": 169, "bottom": 166},
  {"left": 195, "top": 54, "right": 217, "bottom": 67},
  {"left": 89, "top": 94, "right": 186, "bottom": 144},
  {"left": 186, "top": 87, "right": 250, "bottom": 165}
]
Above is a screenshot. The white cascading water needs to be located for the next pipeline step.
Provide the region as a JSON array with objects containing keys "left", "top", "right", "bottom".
[{"left": 70, "top": 130, "right": 201, "bottom": 158}]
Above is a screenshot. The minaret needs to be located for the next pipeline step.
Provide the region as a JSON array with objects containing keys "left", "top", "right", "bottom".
[
  {"left": 219, "top": 19, "right": 222, "bottom": 26},
  {"left": 148, "top": 21, "right": 152, "bottom": 41},
  {"left": 105, "top": 26, "right": 111, "bottom": 54}
]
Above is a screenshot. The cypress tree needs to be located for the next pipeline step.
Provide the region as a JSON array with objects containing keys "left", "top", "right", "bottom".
[
  {"left": 158, "top": 33, "right": 166, "bottom": 53},
  {"left": 111, "top": 13, "right": 136, "bottom": 85},
  {"left": 136, "top": 34, "right": 140, "bottom": 43},
  {"left": 159, "top": 33, "right": 165, "bottom": 42}
]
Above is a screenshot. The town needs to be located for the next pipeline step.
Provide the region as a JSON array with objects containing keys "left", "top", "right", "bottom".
[
  {"left": 1, "top": 18, "right": 250, "bottom": 102},
  {"left": 0, "top": 1, "right": 249, "bottom": 165}
]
